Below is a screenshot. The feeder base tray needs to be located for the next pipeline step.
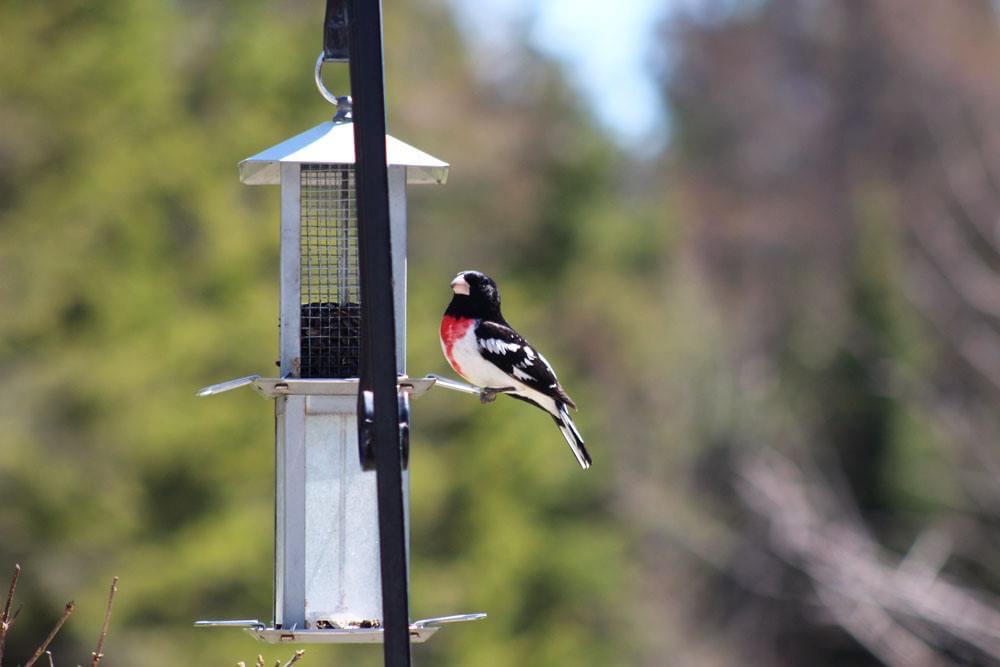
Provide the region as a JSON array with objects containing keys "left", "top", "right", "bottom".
[{"left": 195, "top": 613, "right": 486, "bottom": 644}]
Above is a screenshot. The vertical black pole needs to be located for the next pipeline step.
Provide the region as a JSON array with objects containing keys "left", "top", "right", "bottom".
[{"left": 346, "top": 0, "right": 411, "bottom": 665}]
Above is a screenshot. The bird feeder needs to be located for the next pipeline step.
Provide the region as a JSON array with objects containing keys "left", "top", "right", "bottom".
[{"left": 195, "top": 86, "right": 483, "bottom": 644}]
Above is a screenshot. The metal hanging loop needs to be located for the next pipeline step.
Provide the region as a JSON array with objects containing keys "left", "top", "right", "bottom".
[{"left": 314, "top": 53, "right": 353, "bottom": 122}]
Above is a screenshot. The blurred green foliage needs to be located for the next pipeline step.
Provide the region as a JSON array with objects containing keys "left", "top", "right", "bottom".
[{"left": 0, "top": 1, "right": 634, "bottom": 665}]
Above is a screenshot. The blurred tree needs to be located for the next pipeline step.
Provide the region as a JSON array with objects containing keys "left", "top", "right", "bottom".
[
  {"left": 640, "top": 0, "right": 1000, "bottom": 664},
  {"left": 0, "top": 1, "right": 627, "bottom": 665}
]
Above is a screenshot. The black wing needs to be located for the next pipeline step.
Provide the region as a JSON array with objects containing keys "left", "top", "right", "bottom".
[{"left": 474, "top": 320, "right": 576, "bottom": 408}]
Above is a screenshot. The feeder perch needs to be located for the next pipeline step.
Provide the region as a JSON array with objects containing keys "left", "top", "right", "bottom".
[{"left": 195, "top": 113, "right": 484, "bottom": 643}]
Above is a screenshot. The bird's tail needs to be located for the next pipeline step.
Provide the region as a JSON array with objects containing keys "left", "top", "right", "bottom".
[{"left": 554, "top": 404, "right": 591, "bottom": 470}]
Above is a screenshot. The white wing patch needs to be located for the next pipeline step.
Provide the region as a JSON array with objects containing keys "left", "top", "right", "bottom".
[
  {"left": 479, "top": 338, "right": 520, "bottom": 355},
  {"left": 512, "top": 366, "right": 533, "bottom": 381}
]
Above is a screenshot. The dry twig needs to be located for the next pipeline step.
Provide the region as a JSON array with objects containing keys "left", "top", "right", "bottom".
[
  {"left": 0, "top": 563, "right": 21, "bottom": 664},
  {"left": 238, "top": 649, "right": 304, "bottom": 667},
  {"left": 283, "top": 649, "right": 306, "bottom": 667},
  {"left": 24, "top": 601, "right": 75, "bottom": 667},
  {"left": 90, "top": 576, "right": 118, "bottom": 667}
]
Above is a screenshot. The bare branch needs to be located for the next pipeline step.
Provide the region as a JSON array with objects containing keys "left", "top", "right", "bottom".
[
  {"left": 816, "top": 586, "right": 948, "bottom": 667},
  {"left": 283, "top": 650, "right": 306, "bottom": 667},
  {"left": 255, "top": 655, "right": 265, "bottom": 667},
  {"left": 0, "top": 563, "right": 21, "bottom": 665},
  {"left": 89, "top": 576, "right": 118, "bottom": 667},
  {"left": 903, "top": 253, "right": 1000, "bottom": 392},
  {"left": 45, "top": 650, "right": 53, "bottom": 667},
  {"left": 897, "top": 527, "right": 953, "bottom": 585},
  {"left": 24, "top": 601, "right": 75, "bottom": 667},
  {"left": 737, "top": 449, "right": 1000, "bottom": 661},
  {"left": 1, "top": 565, "right": 19, "bottom": 627},
  {"left": 917, "top": 97, "right": 1000, "bottom": 253},
  {"left": 909, "top": 210, "right": 1000, "bottom": 320}
]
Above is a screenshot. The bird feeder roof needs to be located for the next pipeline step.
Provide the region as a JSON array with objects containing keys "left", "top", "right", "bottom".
[{"left": 239, "top": 121, "right": 449, "bottom": 185}]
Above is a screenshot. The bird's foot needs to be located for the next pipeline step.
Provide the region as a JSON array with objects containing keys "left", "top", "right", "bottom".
[{"left": 479, "top": 387, "right": 514, "bottom": 404}]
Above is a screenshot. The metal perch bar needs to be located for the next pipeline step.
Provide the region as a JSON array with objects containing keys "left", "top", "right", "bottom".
[{"left": 424, "top": 374, "right": 514, "bottom": 398}]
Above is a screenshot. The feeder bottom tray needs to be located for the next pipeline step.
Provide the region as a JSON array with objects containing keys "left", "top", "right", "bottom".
[{"left": 195, "top": 613, "right": 486, "bottom": 644}]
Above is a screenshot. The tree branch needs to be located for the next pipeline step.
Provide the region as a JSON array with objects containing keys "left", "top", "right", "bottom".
[
  {"left": 736, "top": 449, "right": 1000, "bottom": 661},
  {"left": 909, "top": 209, "right": 1000, "bottom": 320},
  {"left": 24, "top": 601, "right": 74, "bottom": 667},
  {"left": 917, "top": 97, "right": 1000, "bottom": 254},
  {"left": 90, "top": 576, "right": 118, "bottom": 667},
  {"left": 283, "top": 649, "right": 306, "bottom": 667},
  {"left": 904, "top": 253, "right": 1000, "bottom": 392},
  {"left": 0, "top": 563, "right": 21, "bottom": 665}
]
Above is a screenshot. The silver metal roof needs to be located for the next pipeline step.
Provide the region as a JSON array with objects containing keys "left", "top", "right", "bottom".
[{"left": 239, "top": 121, "right": 449, "bottom": 185}]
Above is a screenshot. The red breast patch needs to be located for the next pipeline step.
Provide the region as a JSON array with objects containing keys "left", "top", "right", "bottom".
[{"left": 440, "top": 315, "right": 474, "bottom": 376}]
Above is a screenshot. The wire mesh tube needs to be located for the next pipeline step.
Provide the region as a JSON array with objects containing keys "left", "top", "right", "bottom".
[{"left": 299, "top": 165, "right": 361, "bottom": 378}]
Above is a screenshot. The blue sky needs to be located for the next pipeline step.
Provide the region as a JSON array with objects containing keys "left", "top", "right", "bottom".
[{"left": 449, "top": 0, "right": 672, "bottom": 153}]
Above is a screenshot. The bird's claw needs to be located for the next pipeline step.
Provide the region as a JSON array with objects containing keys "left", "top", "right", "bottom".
[{"left": 479, "top": 387, "right": 514, "bottom": 404}]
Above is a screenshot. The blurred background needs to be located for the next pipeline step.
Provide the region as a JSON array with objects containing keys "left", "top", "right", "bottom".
[{"left": 3, "top": 0, "right": 1000, "bottom": 665}]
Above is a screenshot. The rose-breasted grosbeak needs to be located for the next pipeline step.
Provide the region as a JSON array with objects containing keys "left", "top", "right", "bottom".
[{"left": 440, "top": 270, "right": 591, "bottom": 469}]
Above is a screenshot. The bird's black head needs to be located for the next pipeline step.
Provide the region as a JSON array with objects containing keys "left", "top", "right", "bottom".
[{"left": 445, "top": 270, "right": 503, "bottom": 320}]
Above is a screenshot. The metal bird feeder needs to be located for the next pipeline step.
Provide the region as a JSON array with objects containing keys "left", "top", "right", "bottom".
[{"left": 194, "top": 0, "right": 483, "bottom": 650}]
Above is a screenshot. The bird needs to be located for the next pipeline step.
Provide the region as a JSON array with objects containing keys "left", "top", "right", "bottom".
[{"left": 439, "top": 270, "right": 591, "bottom": 469}]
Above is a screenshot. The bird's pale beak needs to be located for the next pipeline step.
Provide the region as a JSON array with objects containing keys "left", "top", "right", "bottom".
[{"left": 450, "top": 274, "right": 470, "bottom": 295}]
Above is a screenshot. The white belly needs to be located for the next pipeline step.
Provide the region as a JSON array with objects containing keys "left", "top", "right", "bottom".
[{"left": 448, "top": 323, "right": 518, "bottom": 388}]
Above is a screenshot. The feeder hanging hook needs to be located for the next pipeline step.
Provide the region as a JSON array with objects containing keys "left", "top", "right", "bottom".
[
  {"left": 314, "top": 53, "right": 353, "bottom": 122},
  {"left": 317, "top": 0, "right": 351, "bottom": 121}
]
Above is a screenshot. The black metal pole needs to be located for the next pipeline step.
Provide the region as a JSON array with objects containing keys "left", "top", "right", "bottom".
[{"left": 345, "top": 0, "right": 411, "bottom": 665}]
